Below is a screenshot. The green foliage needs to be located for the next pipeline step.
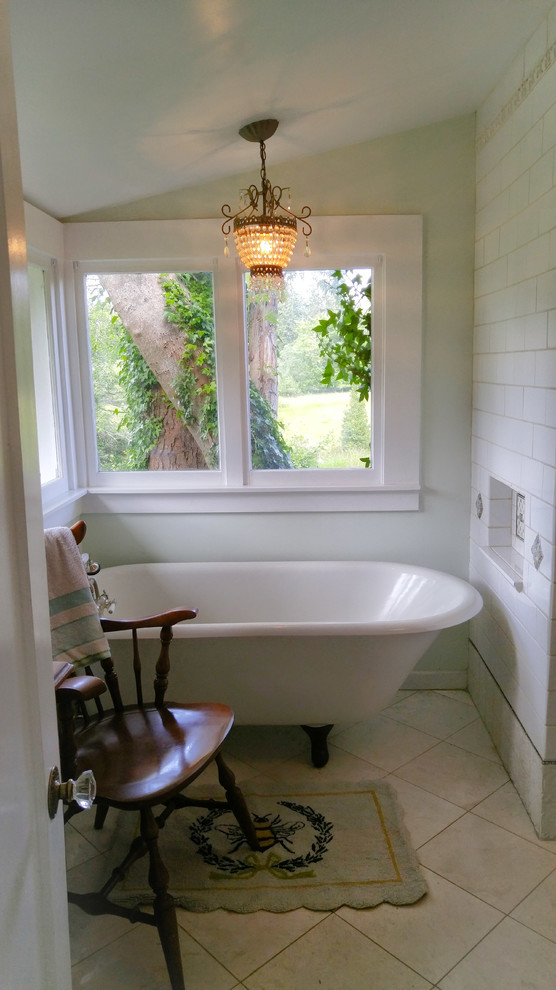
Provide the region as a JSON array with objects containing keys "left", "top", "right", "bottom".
[
  {"left": 313, "top": 270, "right": 372, "bottom": 402},
  {"left": 278, "top": 320, "right": 333, "bottom": 396},
  {"left": 285, "top": 435, "right": 320, "bottom": 468},
  {"left": 275, "top": 271, "right": 340, "bottom": 395},
  {"left": 161, "top": 272, "right": 218, "bottom": 451},
  {"left": 117, "top": 331, "right": 162, "bottom": 470},
  {"left": 249, "top": 383, "right": 293, "bottom": 469},
  {"left": 87, "top": 287, "right": 132, "bottom": 471},
  {"left": 341, "top": 389, "right": 370, "bottom": 448},
  {"left": 87, "top": 279, "right": 163, "bottom": 470}
]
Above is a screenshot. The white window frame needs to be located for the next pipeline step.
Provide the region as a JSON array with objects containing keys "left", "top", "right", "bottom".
[
  {"left": 63, "top": 214, "right": 422, "bottom": 513},
  {"left": 75, "top": 259, "right": 226, "bottom": 491},
  {"left": 27, "top": 249, "right": 77, "bottom": 512},
  {"left": 243, "top": 258, "right": 382, "bottom": 489}
]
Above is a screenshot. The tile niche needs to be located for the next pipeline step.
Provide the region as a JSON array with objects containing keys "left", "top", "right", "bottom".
[{"left": 476, "top": 478, "right": 525, "bottom": 592}]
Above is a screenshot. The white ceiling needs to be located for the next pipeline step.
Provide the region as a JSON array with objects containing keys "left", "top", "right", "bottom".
[{"left": 9, "top": 0, "right": 555, "bottom": 219}]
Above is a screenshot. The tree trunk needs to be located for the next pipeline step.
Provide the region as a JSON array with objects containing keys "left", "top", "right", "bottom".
[
  {"left": 247, "top": 292, "right": 279, "bottom": 414},
  {"left": 147, "top": 390, "right": 206, "bottom": 470},
  {"left": 99, "top": 273, "right": 213, "bottom": 468}
]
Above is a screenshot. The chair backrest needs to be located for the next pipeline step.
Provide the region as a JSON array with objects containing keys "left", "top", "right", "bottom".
[{"left": 69, "top": 522, "right": 197, "bottom": 711}]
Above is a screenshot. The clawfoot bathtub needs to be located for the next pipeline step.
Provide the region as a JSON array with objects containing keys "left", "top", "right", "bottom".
[{"left": 99, "top": 560, "right": 482, "bottom": 765}]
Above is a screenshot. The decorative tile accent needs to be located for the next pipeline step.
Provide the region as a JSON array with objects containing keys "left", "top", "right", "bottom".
[
  {"left": 514, "top": 492, "right": 525, "bottom": 542},
  {"left": 475, "top": 493, "right": 483, "bottom": 519},
  {"left": 476, "top": 40, "right": 556, "bottom": 150},
  {"left": 531, "top": 534, "right": 543, "bottom": 570}
]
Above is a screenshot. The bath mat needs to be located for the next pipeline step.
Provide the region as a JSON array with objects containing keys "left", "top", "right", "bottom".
[{"left": 111, "top": 780, "right": 427, "bottom": 913}]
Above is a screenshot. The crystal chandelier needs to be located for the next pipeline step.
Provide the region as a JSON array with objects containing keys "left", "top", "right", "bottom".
[{"left": 221, "top": 119, "right": 312, "bottom": 292}]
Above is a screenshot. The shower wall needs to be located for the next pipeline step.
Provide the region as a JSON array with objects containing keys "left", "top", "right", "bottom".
[{"left": 470, "top": 6, "right": 556, "bottom": 836}]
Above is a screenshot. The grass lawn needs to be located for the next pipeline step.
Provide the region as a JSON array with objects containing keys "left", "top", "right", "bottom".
[
  {"left": 278, "top": 391, "right": 370, "bottom": 468},
  {"left": 278, "top": 391, "right": 351, "bottom": 445}
]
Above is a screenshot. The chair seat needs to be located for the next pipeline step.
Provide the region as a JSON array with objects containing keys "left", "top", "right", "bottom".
[{"left": 76, "top": 702, "right": 234, "bottom": 807}]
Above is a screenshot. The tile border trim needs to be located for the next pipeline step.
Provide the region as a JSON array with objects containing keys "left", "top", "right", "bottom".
[{"left": 476, "top": 39, "right": 556, "bottom": 151}]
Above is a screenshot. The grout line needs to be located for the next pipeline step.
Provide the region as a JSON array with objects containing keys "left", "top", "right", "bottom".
[
  {"left": 70, "top": 921, "right": 141, "bottom": 971},
  {"left": 504, "top": 859, "right": 556, "bottom": 934},
  {"left": 433, "top": 913, "right": 509, "bottom": 986},
  {"left": 333, "top": 731, "right": 443, "bottom": 774},
  {"left": 336, "top": 908, "right": 449, "bottom": 986},
  {"left": 173, "top": 921, "right": 250, "bottom": 985},
  {"left": 207, "top": 911, "right": 334, "bottom": 984}
]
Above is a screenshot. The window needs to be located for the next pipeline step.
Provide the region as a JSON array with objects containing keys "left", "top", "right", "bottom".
[
  {"left": 29, "top": 263, "right": 61, "bottom": 483},
  {"left": 66, "top": 214, "right": 422, "bottom": 511},
  {"left": 85, "top": 266, "right": 374, "bottom": 481},
  {"left": 86, "top": 271, "right": 219, "bottom": 473},
  {"left": 28, "top": 257, "right": 73, "bottom": 508},
  {"left": 246, "top": 269, "right": 372, "bottom": 474}
]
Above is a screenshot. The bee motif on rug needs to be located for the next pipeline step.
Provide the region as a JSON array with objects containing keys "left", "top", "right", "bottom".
[{"left": 216, "top": 812, "right": 306, "bottom": 853}]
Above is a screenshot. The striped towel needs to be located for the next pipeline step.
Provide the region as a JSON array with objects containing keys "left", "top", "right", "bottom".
[{"left": 45, "top": 526, "right": 111, "bottom": 671}]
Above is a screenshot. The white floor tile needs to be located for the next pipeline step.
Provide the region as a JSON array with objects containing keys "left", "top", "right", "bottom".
[
  {"left": 176, "top": 906, "right": 328, "bottom": 980},
  {"left": 69, "top": 805, "right": 136, "bottom": 855},
  {"left": 191, "top": 750, "right": 265, "bottom": 788},
  {"left": 447, "top": 717, "right": 503, "bottom": 763},
  {"left": 383, "top": 691, "right": 478, "bottom": 739},
  {"left": 436, "top": 690, "right": 476, "bottom": 707},
  {"left": 438, "top": 917, "right": 556, "bottom": 990},
  {"left": 71, "top": 923, "right": 237, "bottom": 990},
  {"left": 64, "top": 822, "right": 102, "bottom": 871},
  {"left": 225, "top": 725, "right": 308, "bottom": 772},
  {"left": 385, "top": 775, "right": 465, "bottom": 848},
  {"left": 67, "top": 854, "right": 140, "bottom": 965},
  {"left": 511, "top": 868, "right": 556, "bottom": 942},
  {"left": 338, "top": 867, "right": 503, "bottom": 984},
  {"left": 333, "top": 715, "right": 438, "bottom": 772},
  {"left": 419, "top": 813, "right": 556, "bottom": 912},
  {"left": 473, "top": 780, "right": 556, "bottom": 852},
  {"left": 267, "top": 742, "right": 387, "bottom": 785},
  {"left": 243, "top": 914, "right": 432, "bottom": 990},
  {"left": 394, "top": 740, "right": 508, "bottom": 809}
]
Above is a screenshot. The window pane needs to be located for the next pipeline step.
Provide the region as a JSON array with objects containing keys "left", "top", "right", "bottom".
[
  {"left": 29, "top": 264, "right": 61, "bottom": 485},
  {"left": 246, "top": 269, "right": 372, "bottom": 470},
  {"left": 86, "top": 272, "right": 219, "bottom": 471}
]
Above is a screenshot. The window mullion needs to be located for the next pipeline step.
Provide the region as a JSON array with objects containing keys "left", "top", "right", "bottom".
[{"left": 214, "top": 260, "right": 250, "bottom": 487}]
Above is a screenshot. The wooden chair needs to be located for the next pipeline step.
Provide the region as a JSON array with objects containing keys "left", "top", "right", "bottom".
[{"left": 55, "top": 521, "right": 258, "bottom": 990}]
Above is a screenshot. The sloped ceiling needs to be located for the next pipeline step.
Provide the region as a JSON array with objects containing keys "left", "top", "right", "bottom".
[{"left": 9, "top": 0, "right": 555, "bottom": 218}]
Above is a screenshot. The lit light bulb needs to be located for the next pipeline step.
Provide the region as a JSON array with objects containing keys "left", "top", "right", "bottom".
[{"left": 259, "top": 238, "right": 272, "bottom": 255}]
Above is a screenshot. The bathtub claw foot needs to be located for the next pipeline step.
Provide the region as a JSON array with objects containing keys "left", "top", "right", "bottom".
[{"left": 301, "top": 724, "right": 334, "bottom": 767}]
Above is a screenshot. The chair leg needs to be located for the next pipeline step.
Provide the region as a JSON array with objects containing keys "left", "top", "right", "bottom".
[
  {"left": 140, "top": 807, "right": 185, "bottom": 990},
  {"left": 215, "top": 752, "right": 260, "bottom": 851},
  {"left": 94, "top": 802, "right": 109, "bottom": 830}
]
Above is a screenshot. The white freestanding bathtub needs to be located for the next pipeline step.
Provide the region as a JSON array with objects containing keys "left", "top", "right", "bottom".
[{"left": 99, "top": 560, "right": 482, "bottom": 752}]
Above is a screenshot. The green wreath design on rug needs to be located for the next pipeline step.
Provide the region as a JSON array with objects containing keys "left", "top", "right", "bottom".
[{"left": 189, "top": 800, "right": 334, "bottom": 880}]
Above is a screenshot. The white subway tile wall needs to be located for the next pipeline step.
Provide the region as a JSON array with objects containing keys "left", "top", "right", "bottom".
[{"left": 471, "top": 4, "right": 556, "bottom": 834}]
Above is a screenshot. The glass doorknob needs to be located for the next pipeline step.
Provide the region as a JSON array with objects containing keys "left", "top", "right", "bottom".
[{"left": 47, "top": 766, "right": 96, "bottom": 819}]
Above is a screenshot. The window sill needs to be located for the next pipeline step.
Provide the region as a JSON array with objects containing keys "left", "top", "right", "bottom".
[
  {"left": 480, "top": 546, "right": 524, "bottom": 592},
  {"left": 42, "top": 488, "right": 88, "bottom": 527},
  {"left": 83, "top": 486, "right": 420, "bottom": 514}
]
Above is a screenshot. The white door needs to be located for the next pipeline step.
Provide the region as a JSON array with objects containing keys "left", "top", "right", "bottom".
[{"left": 0, "top": 2, "right": 72, "bottom": 987}]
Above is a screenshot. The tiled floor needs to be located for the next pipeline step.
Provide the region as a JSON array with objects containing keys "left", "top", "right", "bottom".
[{"left": 66, "top": 690, "right": 556, "bottom": 989}]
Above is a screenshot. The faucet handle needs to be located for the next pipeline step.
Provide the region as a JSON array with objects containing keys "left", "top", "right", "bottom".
[{"left": 81, "top": 553, "right": 100, "bottom": 576}]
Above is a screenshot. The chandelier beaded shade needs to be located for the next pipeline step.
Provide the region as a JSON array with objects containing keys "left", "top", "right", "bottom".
[{"left": 221, "top": 119, "right": 312, "bottom": 292}]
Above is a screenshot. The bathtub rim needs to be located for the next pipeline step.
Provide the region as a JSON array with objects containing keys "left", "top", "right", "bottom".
[{"left": 100, "top": 559, "right": 483, "bottom": 639}]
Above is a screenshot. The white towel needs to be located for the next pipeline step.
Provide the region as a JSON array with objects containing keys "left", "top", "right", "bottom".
[{"left": 45, "top": 526, "right": 111, "bottom": 670}]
